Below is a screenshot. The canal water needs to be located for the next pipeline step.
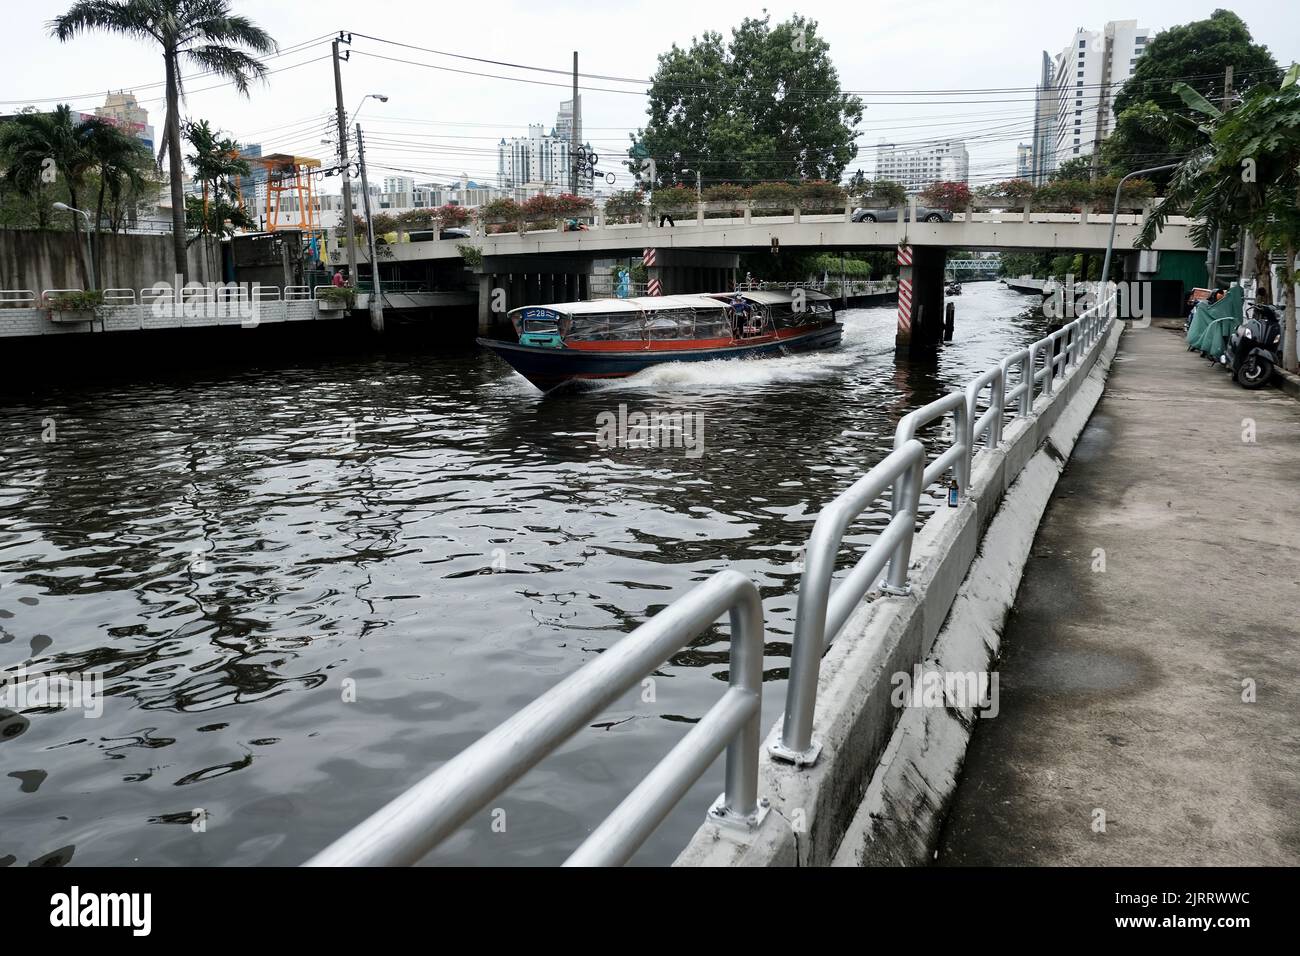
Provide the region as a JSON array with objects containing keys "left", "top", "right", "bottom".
[{"left": 0, "top": 282, "right": 1048, "bottom": 867}]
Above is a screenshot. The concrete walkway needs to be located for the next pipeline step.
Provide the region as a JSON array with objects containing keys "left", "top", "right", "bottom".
[{"left": 937, "top": 326, "right": 1300, "bottom": 865}]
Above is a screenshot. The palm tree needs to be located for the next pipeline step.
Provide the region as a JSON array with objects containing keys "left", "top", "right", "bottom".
[
  {"left": 0, "top": 105, "right": 97, "bottom": 284},
  {"left": 83, "top": 119, "right": 152, "bottom": 278},
  {"left": 50, "top": 0, "right": 277, "bottom": 281}
]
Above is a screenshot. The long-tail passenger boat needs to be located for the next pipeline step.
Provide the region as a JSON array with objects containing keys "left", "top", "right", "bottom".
[{"left": 477, "top": 289, "right": 841, "bottom": 393}]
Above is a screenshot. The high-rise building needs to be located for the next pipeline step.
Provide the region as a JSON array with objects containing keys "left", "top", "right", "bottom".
[
  {"left": 1015, "top": 143, "right": 1033, "bottom": 180},
  {"left": 874, "top": 140, "right": 969, "bottom": 193},
  {"left": 556, "top": 98, "right": 578, "bottom": 141},
  {"left": 1030, "top": 52, "right": 1056, "bottom": 184},
  {"left": 497, "top": 116, "right": 592, "bottom": 198},
  {"left": 238, "top": 142, "right": 264, "bottom": 208},
  {"left": 1044, "top": 20, "right": 1150, "bottom": 176},
  {"left": 93, "top": 91, "right": 155, "bottom": 151},
  {"left": 383, "top": 176, "right": 415, "bottom": 195}
]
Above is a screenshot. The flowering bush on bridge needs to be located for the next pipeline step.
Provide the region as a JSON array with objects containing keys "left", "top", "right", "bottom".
[
  {"left": 478, "top": 197, "right": 523, "bottom": 233},
  {"left": 701, "top": 183, "right": 748, "bottom": 203},
  {"left": 433, "top": 204, "right": 473, "bottom": 226},
  {"left": 856, "top": 179, "right": 908, "bottom": 207},
  {"left": 977, "top": 179, "right": 1038, "bottom": 205},
  {"left": 797, "top": 179, "right": 848, "bottom": 207},
  {"left": 651, "top": 184, "right": 697, "bottom": 210},
  {"left": 918, "top": 180, "right": 973, "bottom": 212},
  {"left": 603, "top": 189, "right": 645, "bottom": 223}
]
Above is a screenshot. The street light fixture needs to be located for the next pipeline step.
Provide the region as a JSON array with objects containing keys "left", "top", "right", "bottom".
[
  {"left": 1099, "top": 162, "right": 1179, "bottom": 295},
  {"left": 679, "top": 167, "right": 702, "bottom": 202},
  {"left": 53, "top": 202, "right": 96, "bottom": 291},
  {"left": 352, "top": 93, "right": 389, "bottom": 122}
]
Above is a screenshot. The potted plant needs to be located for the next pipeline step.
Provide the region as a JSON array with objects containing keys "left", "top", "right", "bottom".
[
  {"left": 856, "top": 179, "right": 907, "bottom": 211},
  {"left": 316, "top": 285, "right": 355, "bottom": 313},
  {"left": 797, "top": 180, "right": 847, "bottom": 211},
  {"left": 602, "top": 189, "right": 645, "bottom": 224},
  {"left": 45, "top": 289, "right": 104, "bottom": 324},
  {"left": 749, "top": 181, "right": 799, "bottom": 214},
  {"left": 478, "top": 197, "right": 523, "bottom": 234}
]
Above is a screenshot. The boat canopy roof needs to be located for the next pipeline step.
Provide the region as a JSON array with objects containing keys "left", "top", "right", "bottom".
[
  {"left": 507, "top": 289, "right": 827, "bottom": 319},
  {"left": 714, "top": 289, "right": 833, "bottom": 306}
]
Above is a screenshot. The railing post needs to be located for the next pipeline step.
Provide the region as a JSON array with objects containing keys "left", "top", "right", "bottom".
[
  {"left": 720, "top": 590, "right": 764, "bottom": 821},
  {"left": 884, "top": 453, "right": 924, "bottom": 592},
  {"left": 1022, "top": 346, "right": 1034, "bottom": 415}
]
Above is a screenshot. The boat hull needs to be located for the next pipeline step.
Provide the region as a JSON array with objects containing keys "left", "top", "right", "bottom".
[{"left": 478, "top": 322, "right": 843, "bottom": 393}]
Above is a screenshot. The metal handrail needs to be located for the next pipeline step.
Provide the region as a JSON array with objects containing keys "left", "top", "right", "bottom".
[
  {"left": 772, "top": 294, "right": 1116, "bottom": 764},
  {"left": 102, "top": 288, "right": 136, "bottom": 304},
  {"left": 966, "top": 366, "right": 1006, "bottom": 449},
  {"left": 774, "top": 441, "right": 926, "bottom": 764},
  {"left": 307, "top": 569, "right": 767, "bottom": 867},
  {"left": 895, "top": 390, "right": 972, "bottom": 496},
  {"left": 0, "top": 289, "right": 38, "bottom": 307},
  {"left": 1001, "top": 347, "right": 1033, "bottom": 419}
]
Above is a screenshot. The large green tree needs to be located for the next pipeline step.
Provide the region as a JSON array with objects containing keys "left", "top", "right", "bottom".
[
  {"left": 1102, "top": 10, "right": 1280, "bottom": 182},
  {"left": 629, "top": 14, "right": 863, "bottom": 189},
  {"left": 51, "top": 0, "right": 276, "bottom": 281}
]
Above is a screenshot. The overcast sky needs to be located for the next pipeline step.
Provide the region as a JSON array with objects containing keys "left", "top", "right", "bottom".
[{"left": 4, "top": 0, "right": 1296, "bottom": 193}]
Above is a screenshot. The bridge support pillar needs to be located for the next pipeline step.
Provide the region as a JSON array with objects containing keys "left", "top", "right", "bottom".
[
  {"left": 477, "top": 274, "right": 494, "bottom": 335},
  {"left": 895, "top": 245, "right": 946, "bottom": 353}
]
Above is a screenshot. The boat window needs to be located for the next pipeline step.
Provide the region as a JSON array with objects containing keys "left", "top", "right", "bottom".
[
  {"left": 693, "top": 309, "right": 730, "bottom": 339},
  {"left": 646, "top": 308, "right": 696, "bottom": 340},
  {"left": 522, "top": 317, "right": 561, "bottom": 333},
  {"left": 566, "top": 312, "right": 644, "bottom": 341}
]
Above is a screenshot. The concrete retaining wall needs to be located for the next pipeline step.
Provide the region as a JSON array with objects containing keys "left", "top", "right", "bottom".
[
  {"left": 676, "top": 320, "right": 1124, "bottom": 867},
  {"left": 0, "top": 228, "right": 221, "bottom": 293}
]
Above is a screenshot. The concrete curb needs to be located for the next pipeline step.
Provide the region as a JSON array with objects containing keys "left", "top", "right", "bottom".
[
  {"left": 675, "top": 320, "right": 1124, "bottom": 867},
  {"left": 1272, "top": 365, "right": 1300, "bottom": 403}
]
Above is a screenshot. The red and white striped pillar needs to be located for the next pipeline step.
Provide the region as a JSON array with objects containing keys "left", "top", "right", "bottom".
[
  {"left": 896, "top": 243, "right": 914, "bottom": 348},
  {"left": 643, "top": 248, "right": 662, "bottom": 296}
]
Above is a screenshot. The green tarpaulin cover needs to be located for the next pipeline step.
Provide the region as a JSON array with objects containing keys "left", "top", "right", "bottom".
[{"left": 1187, "top": 286, "right": 1244, "bottom": 357}]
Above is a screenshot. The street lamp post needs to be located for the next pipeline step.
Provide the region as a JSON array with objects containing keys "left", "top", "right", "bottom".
[
  {"left": 53, "top": 202, "right": 95, "bottom": 291},
  {"left": 1099, "top": 162, "right": 1179, "bottom": 300},
  {"left": 679, "top": 168, "right": 702, "bottom": 202}
]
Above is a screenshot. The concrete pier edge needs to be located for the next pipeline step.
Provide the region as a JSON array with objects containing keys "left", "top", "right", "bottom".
[{"left": 675, "top": 319, "right": 1124, "bottom": 867}]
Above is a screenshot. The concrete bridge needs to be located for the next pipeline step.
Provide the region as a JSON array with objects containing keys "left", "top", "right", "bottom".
[{"left": 339, "top": 201, "right": 1199, "bottom": 341}]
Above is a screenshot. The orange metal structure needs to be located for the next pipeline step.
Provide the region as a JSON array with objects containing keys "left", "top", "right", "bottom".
[{"left": 246, "top": 153, "right": 322, "bottom": 233}]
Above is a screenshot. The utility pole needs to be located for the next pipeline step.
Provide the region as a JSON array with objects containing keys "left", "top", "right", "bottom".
[
  {"left": 332, "top": 34, "right": 359, "bottom": 288},
  {"left": 356, "top": 123, "right": 384, "bottom": 333},
  {"left": 570, "top": 51, "right": 580, "bottom": 196}
]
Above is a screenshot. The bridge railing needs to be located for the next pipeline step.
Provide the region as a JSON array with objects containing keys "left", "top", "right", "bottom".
[
  {"left": 306, "top": 289, "right": 1120, "bottom": 864},
  {"left": 307, "top": 569, "right": 768, "bottom": 868},
  {"left": 450, "top": 197, "right": 1181, "bottom": 241}
]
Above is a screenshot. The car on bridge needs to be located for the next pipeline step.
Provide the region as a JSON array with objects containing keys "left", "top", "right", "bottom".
[{"left": 851, "top": 206, "right": 952, "bottom": 224}]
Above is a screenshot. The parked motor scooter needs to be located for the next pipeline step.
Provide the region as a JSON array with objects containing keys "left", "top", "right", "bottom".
[{"left": 1225, "top": 302, "right": 1283, "bottom": 389}]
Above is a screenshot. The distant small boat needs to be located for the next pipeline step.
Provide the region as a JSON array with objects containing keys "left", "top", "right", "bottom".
[{"left": 478, "top": 290, "right": 841, "bottom": 393}]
